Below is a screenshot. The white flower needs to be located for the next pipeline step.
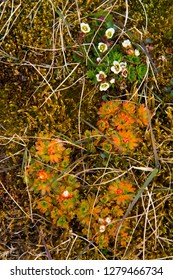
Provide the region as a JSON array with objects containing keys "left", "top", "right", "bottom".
[
  {"left": 96, "top": 57, "right": 101, "bottom": 63},
  {"left": 99, "top": 225, "right": 106, "bottom": 233},
  {"left": 99, "top": 82, "right": 110, "bottom": 91},
  {"left": 110, "top": 78, "right": 115, "bottom": 84},
  {"left": 134, "top": 49, "right": 140, "bottom": 56},
  {"left": 105, "top": 217, "right": 111, "bottom": 224},
  {"left": 121, "top": 68, "right": 128, "bottom": 78},
  {"left": 98, "top": 42, "right": 108, "bottom": 53},
  {"left": 111, "top": 61, "right": 127, "bottom": 75},
  {"left": 120, "top": 62, "right": 127, "bottom": 69},
  {"left": 105, "top": 28, "right": 115, "bottom": 39},
  {"left": 62, "top": 190, "right": 70, "bottom": 198},
  {"left": 111, "top": 61, "right": 121, "bottom": 74},
  {"left": 80, "top": 22, "right": 90, "bottom": 33},
  {"left": 122, "top": 39, "right": 132, "bottom": 49},
  {"left": 96, "top": 71, "right": 107, "bottom": 82}
]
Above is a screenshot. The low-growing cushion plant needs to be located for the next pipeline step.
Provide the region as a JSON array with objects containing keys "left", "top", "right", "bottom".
[{"left": 26, "top": 134, "right": 136, "bottom": 248}]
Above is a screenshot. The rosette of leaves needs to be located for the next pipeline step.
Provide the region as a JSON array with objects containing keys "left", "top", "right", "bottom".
[
  {"left": 49, "top": 175, "right": 80, "bottom": 229},
  {"left": 35, "top": 174, "right": 80, "bottom": 229},
  {"left": 76, "top": 178, "right": 135, "bottom": 248},
  {"left": 84, "top": 100, "right": 150, "bottom": 154},
  {"left": 98, "top": 100, "right": 149, "bottom": 153},
  {"left": 26, "top": 134, "right": 72, "bottom": 194},
  {"left": 25, "top": 134, "right": 81, "bottom": 229},
  {"left": 35, "top": 134, "right": 71, "bottom": 169}
]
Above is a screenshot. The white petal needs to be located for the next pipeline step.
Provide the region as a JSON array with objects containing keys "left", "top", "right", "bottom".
[
  {"left": 80, "top": 23, "right": 90, "bottom": 33},
  {"left": 105, "top": 28, "right": 115, "bottom": 38},
  {"left": 122, "top": 39, "right": 132, "bottom": 48}
]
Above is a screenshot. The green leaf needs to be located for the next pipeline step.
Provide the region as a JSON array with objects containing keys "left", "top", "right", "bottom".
[
  {"left": 137, "top": 64, "right": 147, "bottom": 79},
  {"left": 86, "top": 70, "right": 96, "bottom": 82},
  {"left": 100, "top": 153, "right": 106, "bottom": 158},
  {"left": 126, "top": 55, "right": 140, "bottom": 64},
  {"left": 93, "top": 10, "right": 113, "bottom": 23},
  {"left": 73, "top": 52, "right": 84, "bottom": 63},
  {"left": 57, "top": 217, "right": 67, "bottom": 228},
  {"left": 127, "top": 66, "right": 136, "bottom": 82},
  {"left": 86, "top": 70, "right": 95, "bottom": 79},
  {"left": 164, "top": 86, "right": 172, "bottom": 93},
  {"left": 102, "top": 94, "right": 108, "bottom": 102},
  {"left": 112, "top": 52, "right": 122, "bottom": 62},
  {"left": 170, "top": 78, "right": 173, "bottom": 86}
]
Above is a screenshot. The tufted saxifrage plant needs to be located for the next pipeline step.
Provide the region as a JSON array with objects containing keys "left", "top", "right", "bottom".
[
  {"left": 25, "top": 134, "right": 80, "bottom": 229},
  {"left": 74, "top": 11, "right": 147, "bottom": 92},
  {"left": 77, "top": 178, "right": 135, "bottom": 248},
  {"left": 26, "top": 133, "right": 137, "bottom": 248},
  {"left": 84, "top": 100, "right": 150, "bottom": 154}
]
